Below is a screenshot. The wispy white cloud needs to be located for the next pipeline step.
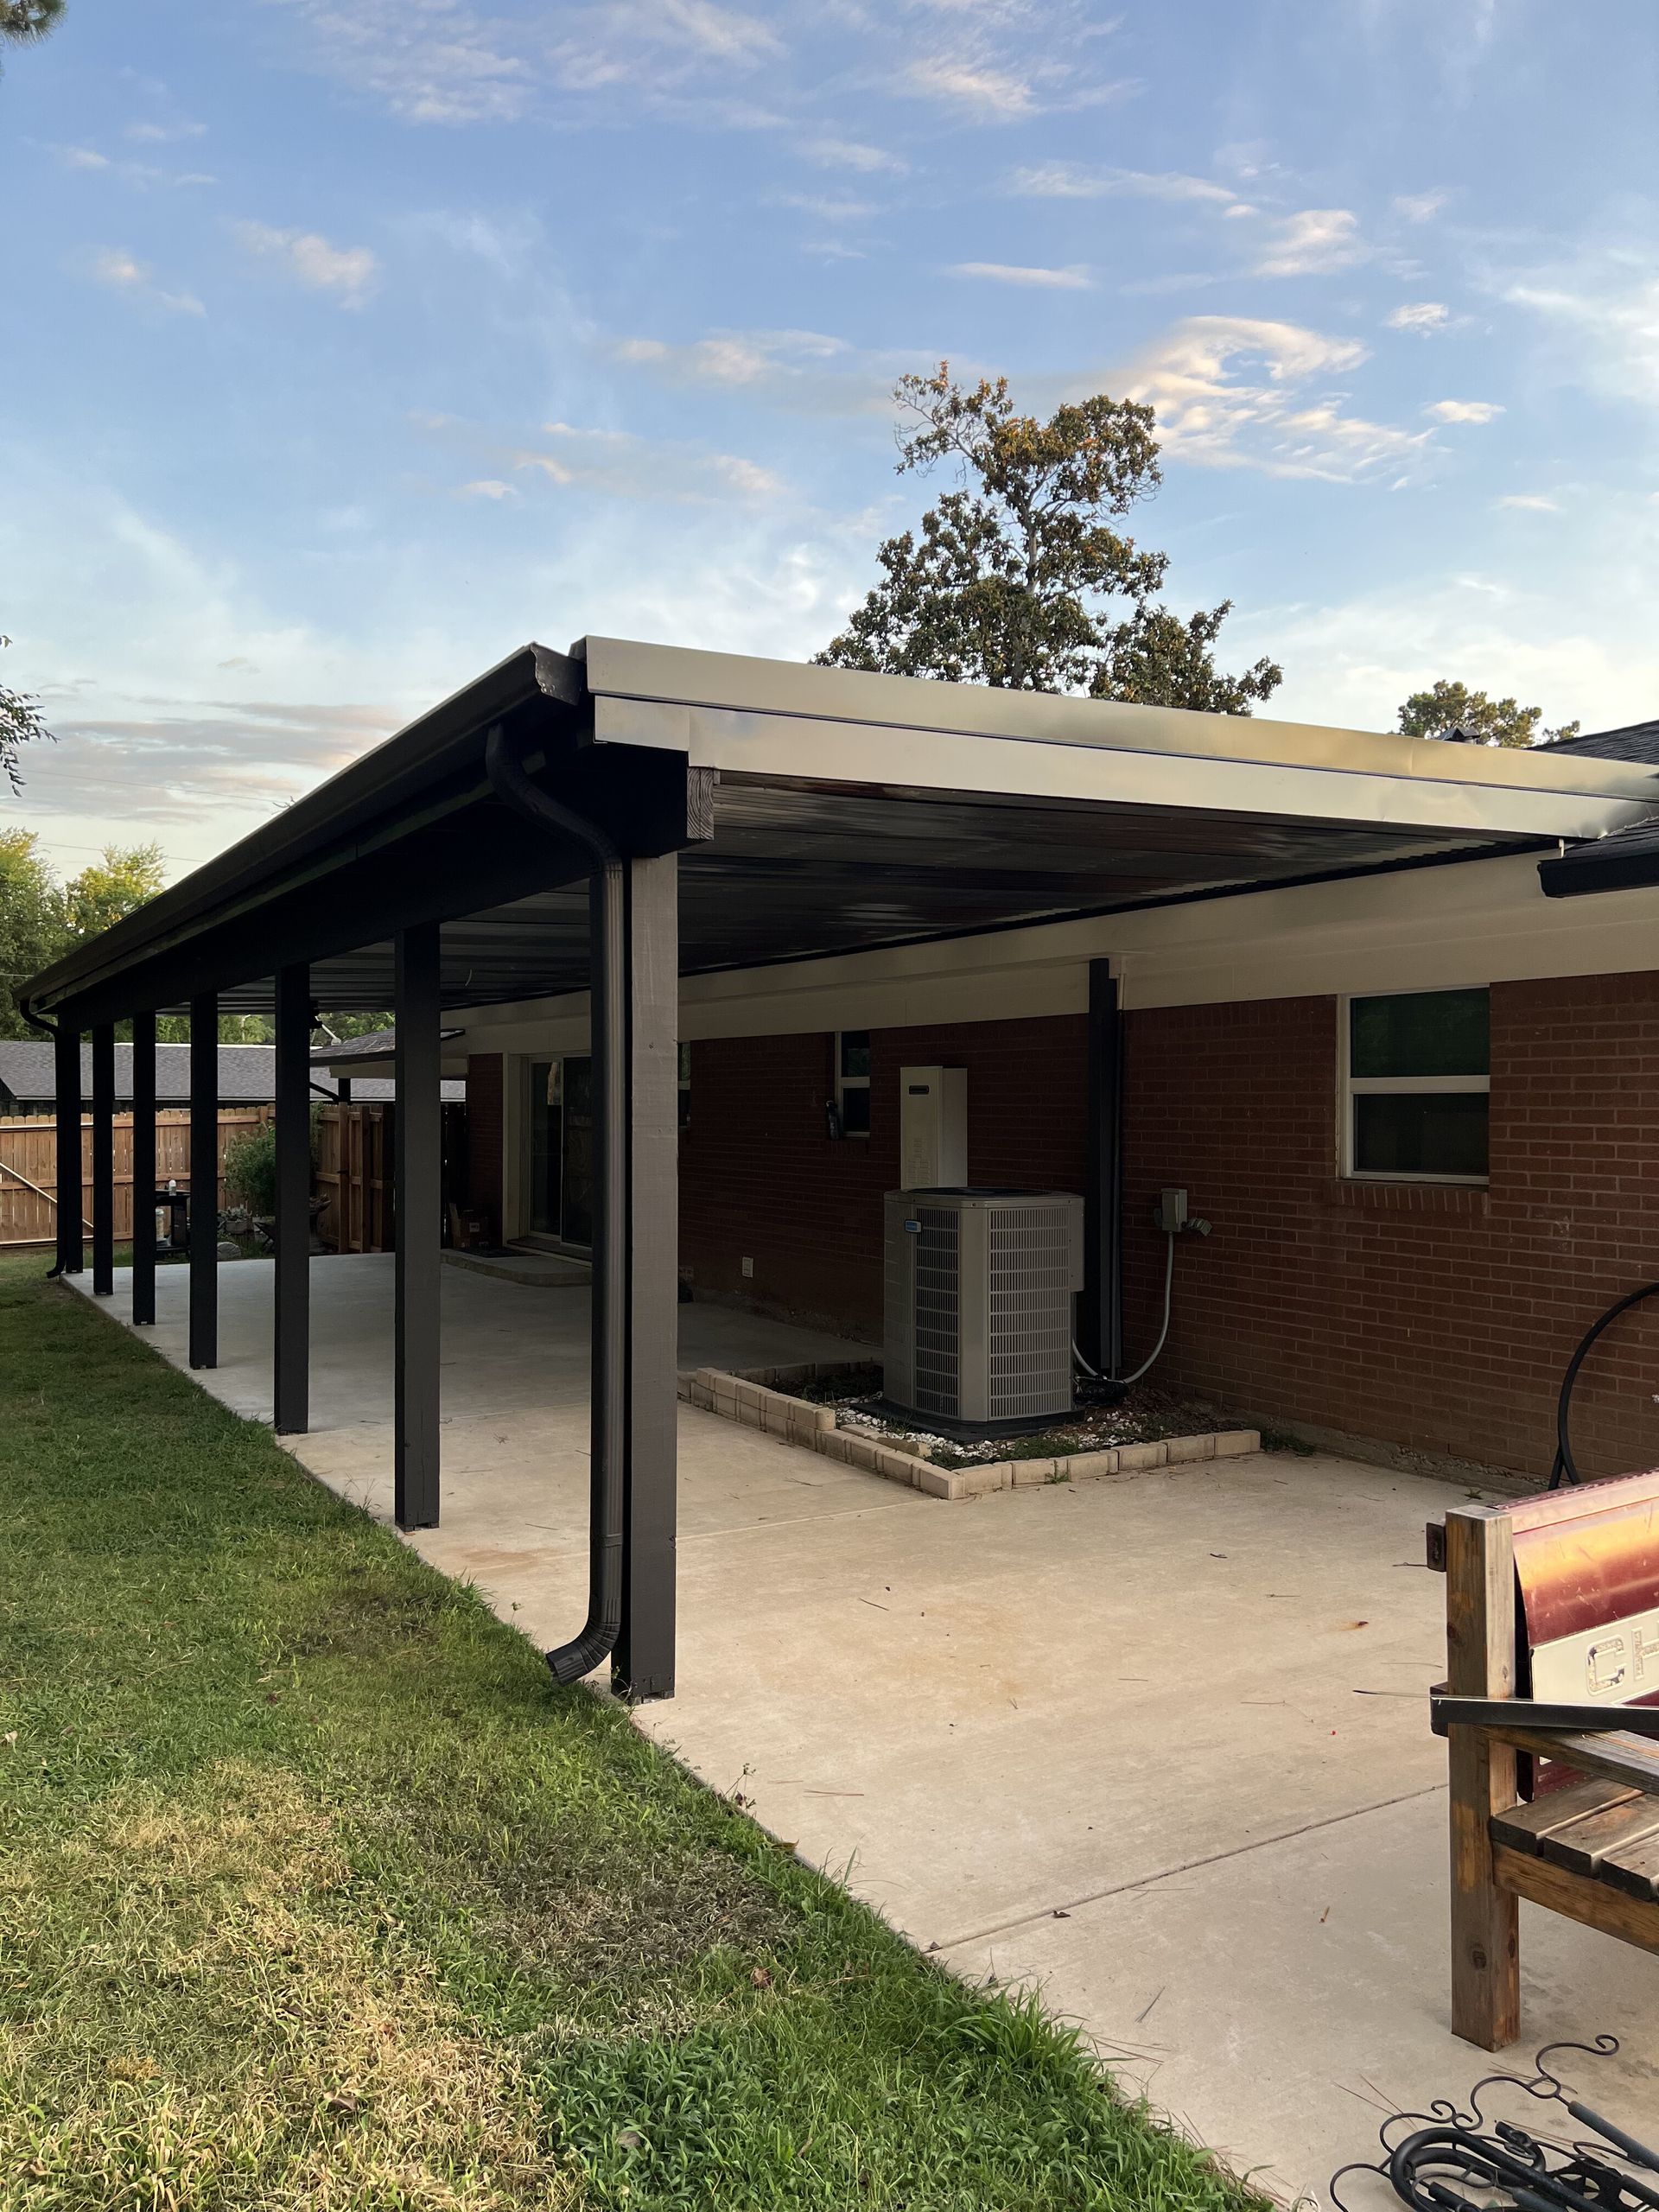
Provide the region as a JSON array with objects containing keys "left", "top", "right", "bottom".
[
  {"left": 233, "top": 221, "right": 378, "bottom": 305},
  {"left": 1253, "top": 207, "right": 1369, "bottom": 277},
  {"left": 1425, "top": 397, "right": 1503, "bottom": 423},
  {"left": 775, "top": 192, "right": 876, "bottom": 223},
  {"left": 613, "top": 326, "right": 852, "bottom": 389},
  {"left": 508, "top": 421, "right": 786, "bottom": 503},
  {"left": 1386, "top": 301, "right": 1450, "bottom": 334},
  {"left": 906, "top": 54, "right": 1034, "bottom": 113},
  {"left": 950, "top": 260, "right": 1092, "bottom": 289},
  {"left": 1497, "top": 493, "right": 1558, "bottom": 511},
  {"left": 87, "top": 247, "right": 207, "bottom": 317},
  {"left": 1503, "top": 244, "right": 1659, "bottom": 410},
  {"left": 260, "top": 0, "right": 534, "bottom": 124},
  {"left": 1394, "top": 189, "right": 1448, "bottom": 222},
  {"left": 1007, "top": 161, "right": 1246, "bottom": 213},
  {"left": 803, "top": 136, "right": 906, "bottom": 175},
  {"left": 1118, "top": 315, "right": 1431, "bottom": 481},
  {"left": 51, "top": 141, "right": 216, "bottom": 188},
  {"left": 455, "top": 479, "right": 519, "bottom": 501},
  {"left": 126, "top": 118, "right": 207, "bottom": 143}
]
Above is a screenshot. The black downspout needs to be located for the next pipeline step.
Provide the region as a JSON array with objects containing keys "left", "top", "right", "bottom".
[
  {"left": 484, "top": 722, "right": 626, "bottom": 1687},
  {"left": 1082, "top": 958, "right": 1124, "bottom": 1379}
]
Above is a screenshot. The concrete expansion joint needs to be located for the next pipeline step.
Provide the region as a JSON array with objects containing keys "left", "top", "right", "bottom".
[{"left": 931, "top": 1783, "right": 1449, "bottom": 1955}]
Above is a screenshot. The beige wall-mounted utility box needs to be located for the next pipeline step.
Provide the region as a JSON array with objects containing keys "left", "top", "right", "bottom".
[{"left": 899, "top": 1065, "right": 967, "bottom": 1190}]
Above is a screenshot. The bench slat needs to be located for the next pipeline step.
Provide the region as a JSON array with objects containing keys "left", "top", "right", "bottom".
[
  {"left": 1491, "top": 1778, "right": 1637, "bottom": 1855},
  {"left": 1491, "top": 1726, "right": 1659, "bottom": 1798},
  {"left": 1540, "top": 1796, "right": 1659, "bottom": 1878},
  {"left": 1599, "top": 1830, "right": 1659, "bottom": 1902}
]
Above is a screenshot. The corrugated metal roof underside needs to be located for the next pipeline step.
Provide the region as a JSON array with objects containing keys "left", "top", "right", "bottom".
[{"left": 205, "top": 772, "right": 1515, "bottom": 1012}]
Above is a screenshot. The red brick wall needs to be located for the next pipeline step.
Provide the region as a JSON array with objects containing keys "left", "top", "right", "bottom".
[
  {"left": 678, "top": 1015, "right": 1089, "bottom": 1338},
  {"left": 465, "top": 1052, "right": 504, "bottom": 1231},
  {"left": 1121, "top": 975, "right": 1659, "bottom": 1483}
]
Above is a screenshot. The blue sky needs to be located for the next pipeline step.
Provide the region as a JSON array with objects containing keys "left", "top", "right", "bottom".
[{"left": 3, "top": 0, "right": 1657, "bottom": 878}]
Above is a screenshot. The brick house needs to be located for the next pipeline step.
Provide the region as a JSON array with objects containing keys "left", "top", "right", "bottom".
[
  {"left": 32, "top": 642, "right": 1659, "bottom": 1690},
  {"left": 308, "top": 699, "right": 1659, "bottom": 1495}
]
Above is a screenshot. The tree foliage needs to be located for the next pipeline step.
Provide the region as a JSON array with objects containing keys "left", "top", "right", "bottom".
[
  {"left": 0, "top": 0, "right": 65, "bottom": 42},
  {"left": 0, "top": 636, "right": 53, "bottom": 795},
  {"left": 1396, "top": 679, "right": 1580, "bottom": 750},
  {"left": 0, "top": 837, "right": 178, "bottom": 1039},
  {"left": 0, "top": 831, "right": 69, "bottom": 1038},
  {"left": 817, "top": 365, "right": 1283, "bottom": 714}
]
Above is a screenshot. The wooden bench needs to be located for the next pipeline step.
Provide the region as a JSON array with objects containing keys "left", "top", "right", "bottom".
[{"left": 1435, "top": 1468, "right": 1659, "bottom": 2049}]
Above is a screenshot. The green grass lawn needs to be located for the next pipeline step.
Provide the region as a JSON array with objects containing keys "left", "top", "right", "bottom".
[{"left": 0, "top": 1253, "right": 1253, "bottom": 2211}]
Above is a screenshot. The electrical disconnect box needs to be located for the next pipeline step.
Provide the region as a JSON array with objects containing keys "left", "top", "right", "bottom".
[
  {"left": 899, "top": 1065, "right": 967, "bottom": 1191},
  {"left": 1154, "top": 1187, "right": 1188, "bottom": 1234}
]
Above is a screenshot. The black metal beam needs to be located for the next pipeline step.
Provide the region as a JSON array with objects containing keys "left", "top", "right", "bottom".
[
  {"left": 1080, "top": 958, "right": 1123, "bottom": 1378},
  {"left": 53, "top": 1023, "right": 82, "bottom": 1276},
  {"left": 32, "top": 725, "right": 702, "bottom": 1029},
  {"left": 614, "top": 853, "right": 680, "bottom": 1702},
  {"left": 91, "top": 1024, "right": 115, "bottom": 1295},
  {"left": 130, "top": 1012, "right": 156, "bottom": 1325},
  {"left": 273, "top": 965, "right": 310, "bottom": 1435},
  {"left": 188, "top": 994, "right": 218, "bottom": 1370},
  {"left": 394, "top": 923, "right": 441, "bottom": 1529}
]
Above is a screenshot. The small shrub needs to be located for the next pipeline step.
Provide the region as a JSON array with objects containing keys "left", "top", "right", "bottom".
[{"left": 222, "top": 1124, "right": 279, "bottom": 1217}]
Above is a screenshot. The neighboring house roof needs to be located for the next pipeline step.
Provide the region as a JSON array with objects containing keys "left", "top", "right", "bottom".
[
  {"left": 1537, "top": 718, "right": 1659, "bottom": 766},
  {"left": 0, "top": 1039, "right": 464, "bottom": 1109},
  {"left": 0, "top": 1041, "right": 281, "bottom": 1108},
  {"left": 309, "top": 1026, "right": 462, "bottom": 1067}
]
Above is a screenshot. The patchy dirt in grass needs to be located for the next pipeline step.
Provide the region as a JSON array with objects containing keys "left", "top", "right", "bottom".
[{"left": 0, "top": 1762, "right": 575, "bottom": 2209}]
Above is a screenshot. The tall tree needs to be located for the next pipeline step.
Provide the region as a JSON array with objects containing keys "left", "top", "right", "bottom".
[
  {"left": 0, "top": 830, "right": 67, "bottom": 1038},
  {"left": 0, "top": 637, "right": 52, "bottom": 794},
  {"left": 0, "top": 1, "right": 66, "bottom": 45},
  {"left": 1397, "top": 679, "right": 1580, "bottom": 750},
  {"left": 817, "top": 365, "right": 1282, "bottom": 714},
  {"left": 62, "top": 842, "right": 165, "bottom": 939}
]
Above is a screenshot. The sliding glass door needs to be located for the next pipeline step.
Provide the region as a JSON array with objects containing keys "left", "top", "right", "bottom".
[{"left": 527, "top": 1056, "right": 594, "bottom": 1249}]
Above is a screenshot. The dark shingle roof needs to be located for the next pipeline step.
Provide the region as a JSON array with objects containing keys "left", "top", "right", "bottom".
[
  {"left": 1537, "top": 718, "right": 1659, "bottom": 766},
  {"left": 1539, "top": 812, "right": 1659, "bottom": 899},
  {"left": 0, "top": 1041, "right": 280, "bottom": 1108},
  {"left": 0, "top": 1040, "right": 462, "bottom": 1109}
]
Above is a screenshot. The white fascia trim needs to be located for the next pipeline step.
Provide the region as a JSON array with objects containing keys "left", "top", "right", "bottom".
[
  {"left": 579, "top": 637, "right": 1659, "bottom": 812},
  {"left": 590, "top": 696, "right": 1652, "bottom": 847},
  {"left": 438, "top": 853, "right": 1659, "bottom": 1052}
]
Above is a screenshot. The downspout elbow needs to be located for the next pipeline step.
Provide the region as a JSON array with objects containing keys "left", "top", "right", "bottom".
[{"left": 484, "top": 722, "right": 627, "bottom": 1688}]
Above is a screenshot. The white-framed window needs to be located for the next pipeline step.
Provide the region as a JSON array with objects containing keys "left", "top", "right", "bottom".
[
  {"left": 835, "top": 1029, "right": 871, "bottom": 1136},
  {"left": 1341, "top": 987, "right": 1490, "bottom": 1184}
]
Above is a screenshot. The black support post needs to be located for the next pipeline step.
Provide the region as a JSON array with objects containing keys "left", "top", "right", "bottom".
[
  {"left": 394, "top": 922, "right": 442, "bottom": 1529},
  {"left": 53, "top": 1022, "right": 83, "bottom": 1277},
  {"left": 91, "top": 1023, "right": 115, "bottom": 1295},
  {"left": 273, "top": 964, "right": 311, "bottom": 1434},
  {"left": 613, "top": 852, "right": 679, "bottom": 1702},
  {"left": 1081, "top": 957, "right": 1123, "bottom": 1380},
  {"left": 188, "top": 992, "right": 218, "bottom": 1370},
  {"left": 130, "top": 1012, "right": 156, "bottom": 1325}
]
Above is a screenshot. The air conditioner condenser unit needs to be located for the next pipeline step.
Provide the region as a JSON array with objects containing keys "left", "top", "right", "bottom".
[{"left": 883, "top": 1186, "right": 1085, "bottom": 1435}]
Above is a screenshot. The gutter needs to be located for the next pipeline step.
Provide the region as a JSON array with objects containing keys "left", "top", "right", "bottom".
[{"left": 483, "top": 721, "right": 626, "bottom": 1688}]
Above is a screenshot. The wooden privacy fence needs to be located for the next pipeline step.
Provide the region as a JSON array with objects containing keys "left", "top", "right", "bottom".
[
  {"left": 315, "top": 1103, "right": 393, "bottom": 1254},
  {"left": 0, "top": 1109, "right": 271, "bottom": 1249},
  {"left": 313, "top": 1102, "right": 468, "bottom": 1255}
]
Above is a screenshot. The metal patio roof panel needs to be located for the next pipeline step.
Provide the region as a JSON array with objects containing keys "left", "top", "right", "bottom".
[{"left": 22, "top": 638, "right": 1659, "bottom": 1025}]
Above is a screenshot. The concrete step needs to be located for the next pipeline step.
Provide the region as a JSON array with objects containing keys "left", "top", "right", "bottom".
[{"left": 442, "top": 1248, "right": 592, "bottom": 1290}]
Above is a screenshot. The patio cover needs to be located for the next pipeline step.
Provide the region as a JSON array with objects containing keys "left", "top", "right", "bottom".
[
  {"left": 22, "top": 638, "right": 1659, "bottom": 1027},
  {"left": 22, "top": 640, "right": 1659, "bottom": 1703}
]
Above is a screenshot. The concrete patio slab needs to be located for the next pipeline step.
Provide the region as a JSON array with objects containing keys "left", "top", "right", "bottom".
[{"left": 71, "top": 1255, "right": 1659, "bottom": 2204}]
